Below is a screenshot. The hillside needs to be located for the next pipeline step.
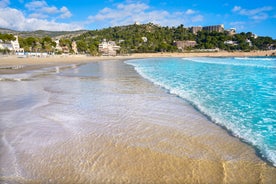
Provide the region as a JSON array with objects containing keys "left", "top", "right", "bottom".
[
  {"left": 0, "top": 28, "right": 88, "bottom": 39},
  {"left": 1, "top": 23, "right": 275, "bottom": 55},
  {"left": 72, "top": 23, "right": 276, "bottom": 54}
]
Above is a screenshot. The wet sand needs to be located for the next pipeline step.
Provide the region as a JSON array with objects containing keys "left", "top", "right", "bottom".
[{"left": 0, "top": 59, "right": 275, "bottom": 183}]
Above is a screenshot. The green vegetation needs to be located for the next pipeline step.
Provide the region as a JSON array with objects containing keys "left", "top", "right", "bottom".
[
  {"left": 1, "top": 23, "right": 275, "bottom": 55},
  {"left": 72, "top": 23, "right": 276, "bottom": 54},
  {"left": 0, "top": 33, "right": 15, "bottom": 42},
  {"left": 18, "top": 36, "right": 56, "bottom": 52}
]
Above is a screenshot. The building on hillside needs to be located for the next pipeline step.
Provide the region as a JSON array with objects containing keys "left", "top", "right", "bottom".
[
  {"left": 224, "top": 40, "right": 238, "bottom": 46},
  {"left": 54, "top": 39, "right": 63, "bottom": 52},
  {"left": 98, "top": 39, "right": 120, "bottom": 56},
  {"left": 190, "top": 24, "right": 224, "bottom": 34},
  {"left": 71, "top": 41, "right": 78, "bottom": 54},
  {"left": 203, "top": 24, "right": 224, "bottom": 33},
  {"left": 246, "top": 39, "right": 252, "bottom": 47},
  {"left": 190, "top": 26, "right": 202, "bottom": 34},
  {"left": 226, "top": 28, "right": 236, "bottom": 36},
  {"left": 252, "top": 34, "right": 258, "bottom": 39},
  {"left": 54, "top": 39, "right": 70, "bottom": 53},
  {"left": 175, "top": 41, "right": 197, "bottom": 51},
  {"left": 141, "top": 37, "right": 148, "bottom": 43}
]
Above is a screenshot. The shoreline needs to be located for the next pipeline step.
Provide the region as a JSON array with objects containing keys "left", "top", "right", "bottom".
[{"left": 0, "top": 50, "right": 275, "bottom": 74}]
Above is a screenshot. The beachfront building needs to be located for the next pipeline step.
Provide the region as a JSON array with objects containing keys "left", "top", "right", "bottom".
[
  {"left": 11, "top": 36, "right": 24, "bottom": 53},
  {"left": 175, "top": 41, "right": 197, "bottom": 51},
  {"left": 0, "top": 40, "right": 13, "bottom": 50},
  {"left": 71, "top": 41, "right": 78, "bottom": 54},
  {"left": 54, "top": 39, "right": 63, "bottom": 52},
  {"left": 54, "top": 39, "right": 70, "bottom": 53},
  {"left": 98, "top": 39, "right": 120, "bottom": 56},
  {"left": 0, "top": 35, "right": 24, "bottom": 53}
]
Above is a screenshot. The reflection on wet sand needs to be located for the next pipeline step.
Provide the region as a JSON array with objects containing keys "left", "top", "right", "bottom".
[{"left": 0, "top": 61, "right": 275, "bottom": 183}]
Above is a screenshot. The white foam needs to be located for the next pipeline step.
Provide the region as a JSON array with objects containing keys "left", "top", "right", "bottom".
[{"left": 182, "top": 57, "right": 276, "bottom": 69}]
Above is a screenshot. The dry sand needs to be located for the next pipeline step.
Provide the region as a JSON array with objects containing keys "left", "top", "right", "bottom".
[{"left": 0, "top": 50, "right": 275, "bottom": 74}]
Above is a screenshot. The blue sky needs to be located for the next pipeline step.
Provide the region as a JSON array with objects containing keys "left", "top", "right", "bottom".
[{"left": 0, "top": 0, "right": 275, "bottom": 38}]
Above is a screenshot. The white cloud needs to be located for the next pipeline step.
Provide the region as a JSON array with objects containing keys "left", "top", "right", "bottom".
[
  {"left": 0, "top": 0, "right": 10, "bottom": 8},
  {"left": 252, "top": 13, "right": 268, "bottom": 21},
  {"left": 60, "top": 6, "right": 72, "bottom": 18},
  {"left": 185, "top": 9, "right": 196, "bottom": 15},
  {"left": 232, "top": 6, "right": 273, "bottom": 21},
  {"left": 230, "top": 21, "right": 246, "bottom": 30},
  {"left": 88, "top": 2, "right": 203, "bottom": 28},
  {"left": 29, "top": 12, "right": 48, "bottom": 19},
  {"left": 25, "top": 0, "right": 47, "bottom": 10},
  {"left": 41, "top": 6, "right": 59, "bottom": 14},
  {"left": 25, "top": 0, "right": 72, "bottom": 19},
  {"left": 191, "top": 15, "right": 203, "bottom": 22},
  {"left": 232, "top": 6, "right": 241, "bottom": 12},
  {"left": 0, "top": 7, "right": 82, "bottom": 31}
]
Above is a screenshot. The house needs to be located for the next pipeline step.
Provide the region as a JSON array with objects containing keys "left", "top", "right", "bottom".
[
  {"left": 245, "top": 39, "right": 252, "bottom": 47},
  {"left": 71, "top": 41, "right": 78, "bottom": 54},
  {"left": 175, "top": 41, "right": 197, "bottom": 51},
  {"left": 226, "top": 28, "right": 236, "bottom": 36},
  {"left": 141, "top": 37, "right": 148, "bottom": 43},
  {"left": 98, "top": 39, "right": 120, "bottom": 56},
  {"left": 224, "top": 40, "right": 238, "bottom": 45},
  {"left": 54, "top": 39, "right": 63, "bottom": 52},
  {"left": 0, "top": 35, "right": 24, "bottom": 53}
]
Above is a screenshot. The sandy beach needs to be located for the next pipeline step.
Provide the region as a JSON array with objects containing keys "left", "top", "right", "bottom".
[
  {"left": 0, "top": 52, "right": 276, "bottom": 183},
  {"left": 0, "top": 50, "right": 275, "bottom": 74}
]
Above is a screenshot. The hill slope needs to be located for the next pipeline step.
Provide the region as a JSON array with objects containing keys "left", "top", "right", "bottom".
[{"left": 0, "top": 28, "right": 88, "bottom": 39}]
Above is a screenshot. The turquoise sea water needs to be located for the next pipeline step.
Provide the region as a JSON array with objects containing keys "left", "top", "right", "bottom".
[{"left": 126, "top": 57, "right": 276, "bottom": 166}]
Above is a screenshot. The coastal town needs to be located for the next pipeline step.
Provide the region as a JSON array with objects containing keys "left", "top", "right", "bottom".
[{"left": 0, "top": 23, "right": 275, "bottom": 57}]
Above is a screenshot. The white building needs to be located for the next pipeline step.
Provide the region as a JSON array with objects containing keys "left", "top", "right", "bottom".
[
  {"left": 224, "top": 40, "right": 238, "bottom": 45},
  {"left": 141, "top": 37, "right": 148, "bottom": 43},
  {"left": 71, "top": 41, "right": 78, "bottom": 54},
  {"left": 54, "top": 39, "right": 63, "bottom": 52},
  {"left": 98, "top": 39, "right": 120, "bottom": 56},
  {"left": 0, "top": 35, "right": 24, "bottom": 53},
  {"left": 11, "top": 36, "right": 24, "bottom": 52},
  {"left": 246, "top": 39, "right": 252, "bottom": 47}
]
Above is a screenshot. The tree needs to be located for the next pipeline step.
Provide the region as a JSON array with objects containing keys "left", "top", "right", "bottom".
[
  {"left": 88, "top": 44, "right": 98, "bottom": 56},
  {"left": 77, "top": 40, "right": 88, "bottom": 53}
]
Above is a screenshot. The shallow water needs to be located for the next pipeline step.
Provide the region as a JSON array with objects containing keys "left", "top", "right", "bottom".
[
  {"left": 126, "top": 57, "right": 276, "bottom": 166},
  {"left": 0, "top": 61, "right": 275, "bottom": 183}
]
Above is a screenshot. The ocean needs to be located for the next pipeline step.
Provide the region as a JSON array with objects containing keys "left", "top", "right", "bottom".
[{"left": 126, "top": 57, "right": 276, "bottom": 166}]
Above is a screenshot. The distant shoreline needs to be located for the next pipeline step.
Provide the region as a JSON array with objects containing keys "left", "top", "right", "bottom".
[{"left": 0, "top": 50, "right": 275, "bottom": 74}]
